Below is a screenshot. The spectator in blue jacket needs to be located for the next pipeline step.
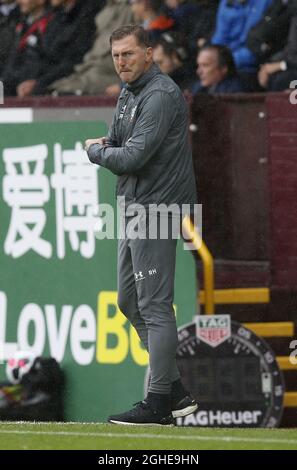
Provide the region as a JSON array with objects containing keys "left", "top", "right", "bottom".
[
  {"left": 211, "top": 0, "right": 273, "bottom": 71},
  {"left": 192, "top": 44, "right": 244, "bottom": 94}
]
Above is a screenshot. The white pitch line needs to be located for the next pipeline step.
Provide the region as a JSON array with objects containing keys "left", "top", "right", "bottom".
[{"left": 0, "top": 429, "right": 296, "bottom": 446}]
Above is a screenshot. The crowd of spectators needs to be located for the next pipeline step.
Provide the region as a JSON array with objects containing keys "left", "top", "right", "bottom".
[{"left": 0, "top": 0, "right": 297, "bottom": 97}]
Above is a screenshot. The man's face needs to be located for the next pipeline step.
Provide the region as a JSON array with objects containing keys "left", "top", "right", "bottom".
[
  {"left": 17, "top": 0, "right": 45, "bottom": 14},
  {"left": 50, "top": 0, "right": 66, "bottom": 7},
  {"left": 165, "top": 0, "right": 179, "bottom": 9},
  {"left": 153, "top": 44, "right": 175, "bottom": 74},
  {"left": 111, "top": 34, "right": 153, "bottom": 84},
  {"left": 197, "top": 49, "right": 227, "bottom": 88},
  {"left": 130, "top": 0, "right": 146, "bottom": 22}
]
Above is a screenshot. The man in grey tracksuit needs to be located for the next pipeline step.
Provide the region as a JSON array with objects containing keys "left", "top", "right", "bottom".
[{"left": 85, "top": 24, "right": 197, "bottom": 425}]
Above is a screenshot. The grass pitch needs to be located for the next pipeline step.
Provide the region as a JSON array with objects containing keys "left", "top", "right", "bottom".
[{"left": 0, "top": 422, "right": 296, "bottom": 450}]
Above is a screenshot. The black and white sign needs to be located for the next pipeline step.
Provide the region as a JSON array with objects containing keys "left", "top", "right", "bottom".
[
  {"left": 145, "top": 316, "right": 285, "bottom": 428},
  {"left": 176, "top": 316, "right": 284, "bottom": 427}
]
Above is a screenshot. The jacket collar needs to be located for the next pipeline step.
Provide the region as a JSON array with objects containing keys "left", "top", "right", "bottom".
[{"left": 125, "top": 63, "right": 160, "bottom": 95}]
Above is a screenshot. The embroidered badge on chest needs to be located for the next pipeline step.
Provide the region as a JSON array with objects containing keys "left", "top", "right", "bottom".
[{"left": 119, "top": 105, "right": 127, "bottom": 119}]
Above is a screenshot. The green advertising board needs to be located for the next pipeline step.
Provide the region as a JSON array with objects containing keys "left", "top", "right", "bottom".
[{"left": 0, "top": 121, "right": 197, "bottom": 422}]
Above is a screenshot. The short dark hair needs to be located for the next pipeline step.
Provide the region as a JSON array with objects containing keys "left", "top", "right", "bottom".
[
  {"left": 110, "top": 24, "right": 152, "bottom": 48},
  {"left": 199, "top": 44, "right": 237, "bottom": 77},
  {"left": 154, "top": 32, "right": 189, "bottom": 63}
]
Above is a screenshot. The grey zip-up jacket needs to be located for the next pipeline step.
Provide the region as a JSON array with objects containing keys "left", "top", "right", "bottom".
[{"left": 87, "top": 64, "right": 197, "bottom": 213}]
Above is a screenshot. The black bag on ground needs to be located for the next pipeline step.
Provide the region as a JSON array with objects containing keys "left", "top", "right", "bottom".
[{"left": 0, "top": 357, "right": 64, "bottom": 421}]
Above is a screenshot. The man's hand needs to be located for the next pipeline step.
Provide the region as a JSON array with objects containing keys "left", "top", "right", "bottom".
[
  {"left": 85, "top": 137, "right": 108, "bottom": 152},
  {"left": 17, "top": 80, "right": 37, "bottom": 98},
  {"left": 258, "top": 62, "right": 282, "bottom": 88}
]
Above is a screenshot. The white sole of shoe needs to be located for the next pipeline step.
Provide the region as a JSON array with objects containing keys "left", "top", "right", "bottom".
[
  {"left": 108, "top": 420, "right": 174, "bottom": 426},
  {"left": 172, "top": 403, "right": 198, "bottom": 418}
]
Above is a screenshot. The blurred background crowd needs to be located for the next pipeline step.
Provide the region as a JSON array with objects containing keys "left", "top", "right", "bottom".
[{"left": 0, "top": 0, "right": 297, "bottom": 98}]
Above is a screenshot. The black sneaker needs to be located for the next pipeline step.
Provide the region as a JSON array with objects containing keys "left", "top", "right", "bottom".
[
  {"left": 171, "top": 395, "right": 198, "bottom": 418},
  {"left": 108, "top": 400, "right": 174, "bottom": 426}
]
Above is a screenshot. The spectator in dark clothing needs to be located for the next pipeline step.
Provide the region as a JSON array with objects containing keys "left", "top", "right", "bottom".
[
  {"left": 17, "top": 0, "right": 105, "bottom": 97},
  {"left": 49, "top": 0, "right": 133, "bottom": 97},
  {"left": 258, "top": 16, "right": 297, "bottom": 91},
  {"left": 165, "top": 0, "right": 219, "bottom": 54},
  {"left": 0, "top": 1, "right": 20, "bottom": 76},
  {"left": 247, "top": 0, "right": 297, "bottom": 64},
  {"left": 130, "top": 0, "right": 174, "bottom": 41},
  {"left": 1, "top": 0, "right": 52, "bottom": 96},
  {"left": 153, "top": 31, "right": 196, "bottom": 90},
  {"left": 192, "top": 44, "right": 244, "bottom": 94},
  {"left": 165, "top": 0, "right": 201, "bottom": 34},
  {"left": 191, "top": 0, "right": 219, "bottom": 49}
]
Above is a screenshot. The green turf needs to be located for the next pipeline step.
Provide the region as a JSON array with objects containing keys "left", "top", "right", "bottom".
[{"left": 0, "top": 422, "right": 296, "bottom": 450}]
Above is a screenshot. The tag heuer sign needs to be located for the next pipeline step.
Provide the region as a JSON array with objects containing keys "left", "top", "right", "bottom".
[
  {"left": 144, "top": 317, "right": 285, "bottom": 428},
  {"left": 196, "top": 315, "right": 231, "bottom": 347}
]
